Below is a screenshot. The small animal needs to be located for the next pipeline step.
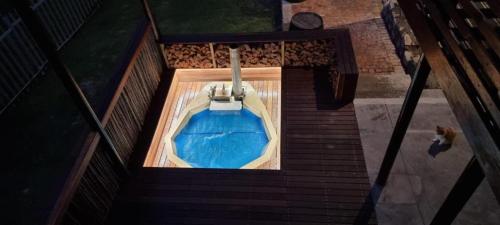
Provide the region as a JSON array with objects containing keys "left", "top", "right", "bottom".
[{"left": 432, "top": 126, "right": 456, "bottom": 146}]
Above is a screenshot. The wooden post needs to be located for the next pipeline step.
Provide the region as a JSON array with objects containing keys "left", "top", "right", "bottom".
[
  {"left": 430, "top": 157, "right": 485, "bottom": 225},
  {"left": 280, "top": 41, "right": 285, "bottom": 66},
  {"left": 209, "top": 43, "right": 216, "bottom": 68},
  {"left": 140, "top": 0, "right": 161, "bottom": 40},
  {"left": 12, "top": 0, "right": 128, "bottom": 174},
  {"left": 334, "top": 73, "right": 345, "bottom": 101},
  {"left": 334, "top": 30, "right": 358, "bottom": 103},
  {"left": 376, "top": 55, "right": 430, "bottom": 186},
  {"left": 140, "top": 0, "right": 170, "bottom": 70}
]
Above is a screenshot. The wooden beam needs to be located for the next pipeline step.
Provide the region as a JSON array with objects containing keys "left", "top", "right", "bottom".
[
  {"left": 174, "top": 67, "right": 282, "bottom": 82},
  {"left": 398, "top": 0, "right": 500, "bottom": 201},
  {"left": 458, "top": 0, "right": 500, "bottom": 57},
  {"left": 482, "top": 0, "right": 500, "bottom": 19},
  {"left": 423, "top": 0, "right": 500, "bottom": 122},
  {"left": 161, "top": 29, "right": 344, "bottom": 44},
  {"left": 433, "top": 0, "right": 500, "bottom": 91},
  {"left": 140, "top": 0, "right": 160, "bottom": 40},
  {"left": 48, "top": 133, "right": 102, "bottom": 225},
  {"left": 11, "top": 0, "right": 128, "bottom": 171},
  {"left": 430, "top": 156, "right": 485, "bottom": 225},
  {"left": 376, "top": 56, "right": 430, "bottom": 186}
]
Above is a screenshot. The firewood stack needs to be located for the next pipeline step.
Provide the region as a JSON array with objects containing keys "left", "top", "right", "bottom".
[
  {"left": 163, "top": 39, "right": 335, "bottom": 69},
  {"left": 215, "top": 43, "right": 281, "bottom": 68},
  {"left": 284, "top": 39, "right": 335, "bottom": 66},
  {"left": 165, "top": 44, "right": 213, "bottom": 68}
]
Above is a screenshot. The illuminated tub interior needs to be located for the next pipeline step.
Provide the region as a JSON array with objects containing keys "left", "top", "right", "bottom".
[
  {"left": 174, "top": 109, "right": 268, "bottom": 168},
  {"left": 166, "top": 82, "right": 277, "bottom": 169}
]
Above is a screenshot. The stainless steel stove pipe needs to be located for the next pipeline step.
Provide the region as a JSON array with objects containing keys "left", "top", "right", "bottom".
[{"left": 229, "top": 44, "right": 243, "bottom": 97}]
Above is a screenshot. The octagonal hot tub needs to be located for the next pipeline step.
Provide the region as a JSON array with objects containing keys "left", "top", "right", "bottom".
[
  {"left": 174, "top": 109, "right": 268, "bottom": 168},
  {"left": 165, "top": 82, "right": 278, "bottom": 169}
]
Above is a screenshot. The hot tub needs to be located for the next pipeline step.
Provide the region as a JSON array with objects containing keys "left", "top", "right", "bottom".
[
  {"left": 174, "top": 109, "right": 268, "bottom": 168},
  {"left": 165, "top": 82, "right": 278, "bottom": 169}
]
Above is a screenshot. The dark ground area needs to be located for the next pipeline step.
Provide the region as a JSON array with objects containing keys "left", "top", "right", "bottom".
[
  {"left": 1, "top": 0, "right": 142, "bottom": 224},
  {"left": 150, "top": 0, "right": 281, "bottom": 34},
  {"left": 0, "top": 1, "right": 282, "bottom": 224}
]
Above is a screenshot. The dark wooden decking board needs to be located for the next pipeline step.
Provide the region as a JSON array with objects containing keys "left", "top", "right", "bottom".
[{"left": 107, "top": 68, "right": 375, "bottom": 225}]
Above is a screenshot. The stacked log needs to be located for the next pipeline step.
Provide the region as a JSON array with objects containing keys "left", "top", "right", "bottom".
[
  {"left": 163, "top": 39, "right": 336, "bottom": 69},
  {"left": 215, "top": 43, "right": 281, "bottom": 68},
  {"left": 284, "top": 39, "right": 335, "bottom": 66},
  {"left": 164, "top": 44, "right": 213, "bottom": 68}
]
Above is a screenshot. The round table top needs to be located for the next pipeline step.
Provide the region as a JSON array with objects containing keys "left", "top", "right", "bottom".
[{"left": 290, "top": 12, "right": 323, "bottom": 30}]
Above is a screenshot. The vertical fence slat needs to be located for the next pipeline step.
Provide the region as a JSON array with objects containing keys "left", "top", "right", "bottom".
[
  {"left": 6, "top": 31, "right": 36, "bottom": 78},
  {"left": 12, "top": 25, "right": 40, "bottom": 72},
  {"left": 18, "top": 21, "right": 47, "bottom": 66},
  {"left": 34, "top": 5, "right": 62, "bottom": 44},
  {"left": 0, "top": 42, "right": 28, "bottom": 85},
  {"left": 46, "top": 1, "right": 70, "bottom": 42},
  {"left": 40, "top": 3, "right": 65, "bottom": 44},
  {"left": 67, "top": 0, "right": 85, "bottom": 25},
  {"left": 69, "top": 0, "right": 85, "bottom": 23},
  {"left": 0, "top": 60, "right": 19, "bottom": 96},
  {"left": 54, "top": 0, "right": 78, "bottom": 41},
  {"left": 50, "top": 0, "right": 72, "bottom": 42}
]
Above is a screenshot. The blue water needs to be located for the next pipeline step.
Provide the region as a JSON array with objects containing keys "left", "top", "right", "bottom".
[{"left": 174, "top": 109, "right": 269, "bottom": 168}]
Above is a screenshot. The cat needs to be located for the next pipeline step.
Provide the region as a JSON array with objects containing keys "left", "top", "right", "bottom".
[{"left": 432, "top": 126, "right": 456, "bottom": 146}]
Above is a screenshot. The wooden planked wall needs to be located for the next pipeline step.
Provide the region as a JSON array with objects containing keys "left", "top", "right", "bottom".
[{"left": 59, "top": 24, "right": 165, "bottom": 225}]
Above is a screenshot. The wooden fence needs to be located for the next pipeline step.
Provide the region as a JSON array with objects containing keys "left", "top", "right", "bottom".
[
  {"left": 0, "top": 0, "right": 102, "bottom": 114},
  {"left": 58, "top": 21, "right": 165, "bottom": 225}
]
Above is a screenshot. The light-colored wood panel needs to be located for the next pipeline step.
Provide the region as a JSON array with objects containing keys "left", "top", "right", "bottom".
[
  {"left": 144, "top": 75, "right": 179, "bottom": 166},
  {"left": 155, "top": 81, "right": 184, "bottom": 167},
  {"left": 175, "top": 68, "right": 281, "bottom": 82},
  {"left": 267, "top": 80, "right": 273, "bottom": 120}
]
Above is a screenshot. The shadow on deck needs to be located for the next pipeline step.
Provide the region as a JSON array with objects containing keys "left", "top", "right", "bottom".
[{"left": 106, "top": 67, "right": 376, "bottom": 225}]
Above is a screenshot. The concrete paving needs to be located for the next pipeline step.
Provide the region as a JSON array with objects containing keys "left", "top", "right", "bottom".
[{"left": 354, "top": 89, "right": 500, "bottom": 225}]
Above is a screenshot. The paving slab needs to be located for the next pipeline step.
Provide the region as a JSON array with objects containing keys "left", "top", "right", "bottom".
[
  {"left": 376, "top": 203, "right": 425, "bottom": 225},
  {"left": 386, "top": 102, "right": 461, "bottom": 131},
  {"left": 356, "top": 73, "right": 411, "bottom": 98},
  {"left": 453, "top": 180, "right": 500, "bottom": 225},
  {"left": 379, "top": 173, "right": 417, "bottom": 204}
]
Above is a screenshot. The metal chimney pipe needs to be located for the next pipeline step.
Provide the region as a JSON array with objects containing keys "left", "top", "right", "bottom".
[{"left": 229, "top": 44, "right": 243, "bottom": 97}]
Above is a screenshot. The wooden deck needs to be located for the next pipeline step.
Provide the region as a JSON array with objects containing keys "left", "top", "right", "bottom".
[
  {"left": 108, "top": 68, "right": 375, "bottom": 225},
  {"left": 143, "top": 68, "right": 281, "bottom": 168}
]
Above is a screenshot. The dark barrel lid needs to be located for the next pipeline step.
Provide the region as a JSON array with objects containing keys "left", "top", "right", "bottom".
[{"left": 290, "top": 12, "right": 324, "bottom": 30}]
